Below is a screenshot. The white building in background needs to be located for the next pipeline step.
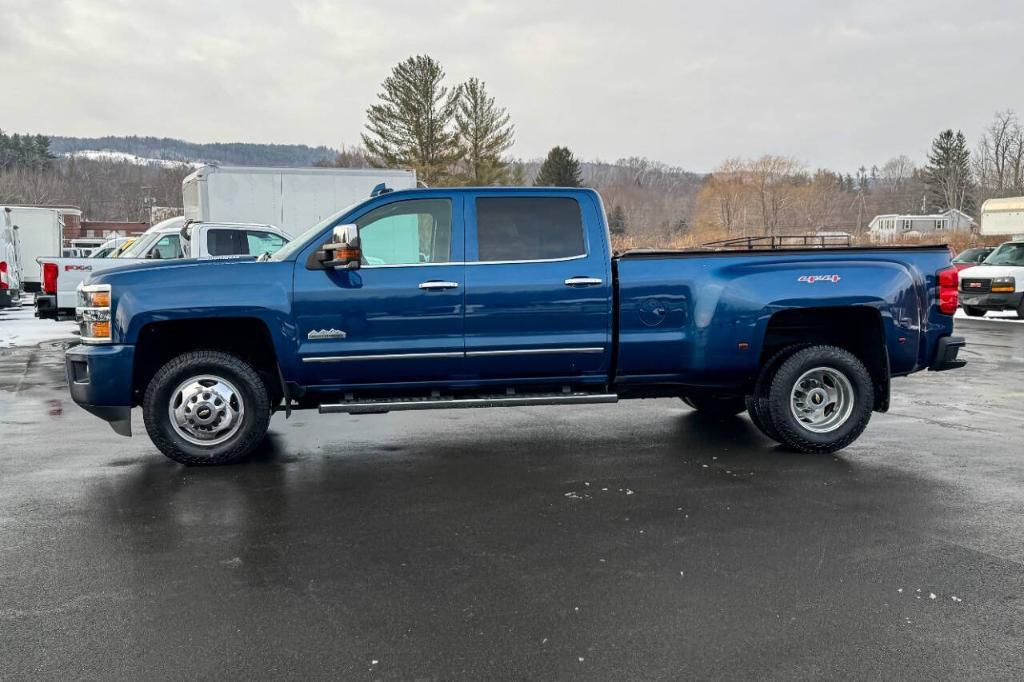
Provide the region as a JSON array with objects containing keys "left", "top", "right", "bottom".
[{"left": 868, "top": 209, "right": 977, "bottom": 242}]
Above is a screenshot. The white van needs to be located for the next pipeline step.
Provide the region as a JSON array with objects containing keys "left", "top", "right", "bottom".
[
  {"left": 0, "top": 208, "right": 22, "bottom": 307},
  {"left": 959, "top": 240, "right": 1024, "bottom": 318}
]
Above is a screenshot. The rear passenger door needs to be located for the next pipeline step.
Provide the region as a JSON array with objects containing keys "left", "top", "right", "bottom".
[{"left": 463, "top": 192, "right": 613, "bottom": 386}]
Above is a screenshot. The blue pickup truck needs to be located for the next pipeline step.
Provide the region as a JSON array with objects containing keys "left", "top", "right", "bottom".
[{"left": 66, "top": 187, "right": 965, "bottom": 465}]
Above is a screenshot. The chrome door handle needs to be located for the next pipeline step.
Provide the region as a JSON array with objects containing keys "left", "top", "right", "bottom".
[
  {"left": 564, "top": 277, "right": 603, "bottom": 287},
  {"left": 418, "top": 280, "right": 460, "bottom": 290}
]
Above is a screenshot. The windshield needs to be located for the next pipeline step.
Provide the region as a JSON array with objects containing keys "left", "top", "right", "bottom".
[
  {"left": 270, "top": 200, "right": 365, "bottom": 261},
  {"left": 953, "top": 248, "right": 989, "bottom": 263},
  {"left": 90, "top": 245, "right": 116, "bottom": 258},
  {"left": 983, "top": 243, "right": 1024, "bottom": 267},
  {"left": 119, "top": 231, "right": 163, "bottom": 258}
]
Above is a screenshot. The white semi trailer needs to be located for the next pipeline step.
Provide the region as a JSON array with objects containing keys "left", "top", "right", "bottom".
[{"left": 182, "top": 165, "right": 417, "bottom": 237}]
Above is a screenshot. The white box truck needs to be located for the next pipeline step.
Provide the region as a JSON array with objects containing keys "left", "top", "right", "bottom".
[
  {"left": 3, "top": 206, "right": 67, "bottom": 293},
  {"left": 980, "top": 196, "right": 1024, "bottom": 238},
  {"left": 182, "top": 166, "right": 417, "bottom": 237}
]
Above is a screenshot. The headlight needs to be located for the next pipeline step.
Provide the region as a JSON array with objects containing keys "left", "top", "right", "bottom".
[
  {"left": 76, "top": 283, "right": 112, "bottom": 343},
  {"left": 991, "top": 277, "right": 1016, "bottom": 293}
]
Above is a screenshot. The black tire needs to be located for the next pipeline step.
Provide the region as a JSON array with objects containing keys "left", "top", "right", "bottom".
[
  {"left": 963, "top": 306, "right": 986, "bottom": 317},
  {"left": 767, "top": 345, "right": 874, "bottom": 455},
  {"left": 746, "top": 344, "right": 813, "bottom": 443},
  {"left": 682, "top": 395, "right": 746, "bottom": 417},
  {"left": 143, "top": 350, "right": 271, "bottom": 466},
  {"left": 1017, "top": 299, "right": 1024, "bottom": 320}
]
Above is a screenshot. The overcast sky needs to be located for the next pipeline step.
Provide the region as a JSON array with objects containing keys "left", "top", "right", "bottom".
[{"left": 2, "top": 0, "right": 1022, "bottom": 172}]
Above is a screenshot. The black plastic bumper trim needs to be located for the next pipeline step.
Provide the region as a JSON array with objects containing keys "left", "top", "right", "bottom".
[{"left": 929, "top": 336, "right": 966, "bottom": 372}]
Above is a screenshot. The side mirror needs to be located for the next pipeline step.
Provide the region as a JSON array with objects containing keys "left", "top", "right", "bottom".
[{"left": 318, "top": 224, "right": 361, "bottom": 270}]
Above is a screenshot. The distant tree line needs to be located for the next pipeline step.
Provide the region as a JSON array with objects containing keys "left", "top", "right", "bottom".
[{"left": 50, "top": 135, "right": 338, "bottom": 167}]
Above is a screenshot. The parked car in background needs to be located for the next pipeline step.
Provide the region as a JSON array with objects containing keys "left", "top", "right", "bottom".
[
  {"left": 959, "top": 241, "right": 1024, "bottom": 318},
  {"left": 0, "top": 208, "right": 22, "bottom": 307},
  {"left": 951, "top": 247, "right": 995, "bottom": 272},
  {"left": 66, "top": 187, "right": 965, "bottom": 465},
  {"left": 87, "top": 236, "right": 136, "bottom": 259},
  {"left": 36, "top": 218, "right": 289, "bottom": 320}
]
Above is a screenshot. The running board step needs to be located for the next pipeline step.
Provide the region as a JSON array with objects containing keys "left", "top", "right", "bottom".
[{"left": 319, "top": 392, "right": 619, "bottom": 415}]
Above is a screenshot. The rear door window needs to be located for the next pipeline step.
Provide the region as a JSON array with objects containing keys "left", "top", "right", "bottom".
[
  {"left": 475, "top": 197, "right": 585, "bottom": 262},
  {"left": 207, "top": 229, "right": 247, "bottom": 256}
]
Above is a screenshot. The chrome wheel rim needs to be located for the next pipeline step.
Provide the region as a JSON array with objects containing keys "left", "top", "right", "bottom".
[
  {"left": 789, "top": 367, "right": 854, "bottom": 434},
  {"left": 168, "top": 375, "right": 245, "bottom": 447}
]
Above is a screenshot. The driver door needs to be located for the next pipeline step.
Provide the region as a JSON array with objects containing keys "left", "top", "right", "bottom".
[{"left": 292, "top": 195, "right": 466, "bottom": 388}]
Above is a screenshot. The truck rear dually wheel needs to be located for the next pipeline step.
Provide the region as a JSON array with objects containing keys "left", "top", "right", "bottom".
[
  {"left": 745, "top": 344, "right": 813, "bottom": 443},
  {"left": 143, "top": 350, "right": 271, "bottom": 466},
  {"left": 962, "top": 306, "right": 986, "bottom": 317},
  {"left": 766, "top": 345, "right": 873, "bottom": 454}
]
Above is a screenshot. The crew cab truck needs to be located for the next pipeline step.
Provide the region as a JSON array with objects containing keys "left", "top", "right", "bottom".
[
  {"left": 36, "top": 218, "right": 289, "bottom": 320},
  {"left": 66, "top": 188, "right": 966, "bottom": 465},
  {"left": 958, "top": 240, "right": 1024, "bottom": 318}
]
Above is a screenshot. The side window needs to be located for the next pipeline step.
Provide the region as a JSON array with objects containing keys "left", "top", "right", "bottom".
[
  {"left": 149, "top": 235, "right": 182, "bottom": 260},
  {"left": 207, "top": 229, "right": 247, "bottom": 256},
  {"left": 355, "top": 199, "right": 452, "bottom": 266},
  {"left": 475, "top": 197, "right": 585, "bottom": 262},
  {"left": 245, "top": 231, "right": 287, "bottom": 256}
]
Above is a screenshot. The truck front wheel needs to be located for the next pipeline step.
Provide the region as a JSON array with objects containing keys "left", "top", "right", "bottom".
[
  {"left": 766, "top": 345, "right": 873, "bottom": 455},
  {"left": 143, "top": 350, "right": 271, "bottom": 466}
]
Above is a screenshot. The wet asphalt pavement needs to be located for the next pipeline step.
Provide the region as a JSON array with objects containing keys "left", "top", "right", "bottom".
[{"left": 2, "top": 318, "right": 1023, "bottom": 680}]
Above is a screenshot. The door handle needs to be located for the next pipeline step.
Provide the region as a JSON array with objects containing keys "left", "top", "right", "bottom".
[
  {"left": 418, "top": 280, "right": 460, "bottom": 290},
  {"left": 564, "top": 277, "right": 603, "bottom": 287}
]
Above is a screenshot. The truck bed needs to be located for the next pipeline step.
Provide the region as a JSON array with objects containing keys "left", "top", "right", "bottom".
[{"left": 613, "top": 244, "right": 955, "bottom": 388}]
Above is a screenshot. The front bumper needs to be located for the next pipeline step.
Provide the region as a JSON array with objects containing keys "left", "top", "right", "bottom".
[
  {"left": 65, "top": 343, "right": 136, "bottom": 436},
  {"left": 960, "top": 291, "right": 1024, "bottom": 311},
  {"left": 929, "top": 336, "right": 966, "bottom": 372}
]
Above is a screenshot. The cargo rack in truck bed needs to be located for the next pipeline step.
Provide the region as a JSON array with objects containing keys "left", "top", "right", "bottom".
[{"left": 701, "top": 234, "right": 854, "bottom": 250}]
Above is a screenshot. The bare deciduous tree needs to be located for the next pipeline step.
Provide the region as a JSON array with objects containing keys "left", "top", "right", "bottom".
[
  {"left": 975, "top": 110, "right": 1024, "bottom": 201},
  {"left": 748, "top": 155, "right": 804, "bottom": 235}
]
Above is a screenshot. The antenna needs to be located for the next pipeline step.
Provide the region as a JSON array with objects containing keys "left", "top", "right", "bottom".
[{"left": 370, "top": 183, "right": 393, "bottom": 197}]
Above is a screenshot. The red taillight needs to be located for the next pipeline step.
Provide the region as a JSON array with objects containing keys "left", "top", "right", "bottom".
[
  {"left": 938, "top": 266, "right": 958, "bottom": 315},
  {"left": 0, "top": 261, "right": 7, "bottom": 290},
  {"left": 43, "top": 262, "right": 58, "bottom": 295}
]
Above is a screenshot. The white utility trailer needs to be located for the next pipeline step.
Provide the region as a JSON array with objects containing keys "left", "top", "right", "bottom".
[{"left": 182, "top": 165, "right": 417, "bottom": 237}]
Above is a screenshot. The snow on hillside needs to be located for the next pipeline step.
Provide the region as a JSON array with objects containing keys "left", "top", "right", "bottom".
[{"left": 63, "top": 150, "right": 203, "bottom": 169}]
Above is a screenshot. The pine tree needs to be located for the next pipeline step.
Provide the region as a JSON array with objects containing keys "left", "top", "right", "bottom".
[
  {"left": 534, "top": 146, "right": 583, "bottom": 187},
  {"left": 607, "top": 204, "right": 627, "bottom": 235},
  {"left": 361, "top": 55, "right": 460, "bottom": 185},
  {"left": 925, "top": 129, "right": 974, "bottom": 213},
  {"left": 32, "top": 134, "right": 54, "bottom": 169},
  {"left": 455, "top": 77, "right": 515, "bottom": 185}
]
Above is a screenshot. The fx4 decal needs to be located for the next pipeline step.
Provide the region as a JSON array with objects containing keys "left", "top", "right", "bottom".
[{"left": 798, "top": 274, "right": 841, "bottom": 284}]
